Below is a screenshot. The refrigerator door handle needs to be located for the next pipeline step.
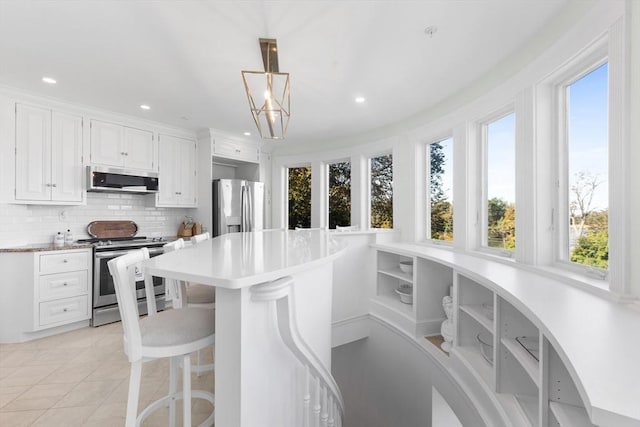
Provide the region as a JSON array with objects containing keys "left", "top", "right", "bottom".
[{"left": 241, "top": 184, "right": 253, "bottom": 232}]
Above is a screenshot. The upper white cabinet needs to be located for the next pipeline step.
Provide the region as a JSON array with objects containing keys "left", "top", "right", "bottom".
[
  {"left": 15, "top": 104, "right": 83, "bottom": 204},
  {"left": 157, "top": 134, "right": 197, "bottom": 207},
  {"left": 213, "top": 137, "right": 260, "bottom": 164},
  {"left": 90, "top": 119, "right": 155, "bottom": 171}
]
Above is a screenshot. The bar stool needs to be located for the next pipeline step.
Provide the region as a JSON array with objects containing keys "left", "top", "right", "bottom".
[
  {"left": 164, "top": 236, "right": 215, "bottom": 376},
  {"left": 107, "top": 248, "right": 215, "bottom": 427},
  {"left": 189, "top": 233, "right": 216, "bottom": 308}
]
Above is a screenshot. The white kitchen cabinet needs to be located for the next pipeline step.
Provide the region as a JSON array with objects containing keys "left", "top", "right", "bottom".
[
  {"left": 157, "top": 134, "right": 197, "bottom": 207},
  {"left": 15, "top": 104, "right": 83, "bottom": 203},
  {"left": 213, "top": 136, "right": 260, "bottom": 164},
  {"left": 0, "top": 247, "right": 92, "bottom": 343},
  {"left": 90, "top": 119, "right": 155, "bottom": 171}
]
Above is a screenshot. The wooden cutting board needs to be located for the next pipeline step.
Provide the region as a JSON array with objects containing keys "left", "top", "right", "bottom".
[{"left": 87, "top": 221, "right": 138, "bottom": 238}]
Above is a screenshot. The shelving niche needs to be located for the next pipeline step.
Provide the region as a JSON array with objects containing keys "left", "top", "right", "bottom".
[
  {"left": 496, "top": 297, "right": 540, "bottom": 427},
  {"left": 370, "top": 242, "right": 635, "bottom": 427},
  {"left": 546, "top": 338, "right": 596, "bottom": 427},
  {"left": 373, "top": 250, "right": 452, "bottom": 339},
  {"left": 455, "top": 273, "right": 496, "bottom": 388}
]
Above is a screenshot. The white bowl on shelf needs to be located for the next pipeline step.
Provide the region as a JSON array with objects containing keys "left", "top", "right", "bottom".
[
  {"left": 476, "top": 332, "right": 494, "bottom": 365},
  {"left": 399, "top": 260, "right": 413, "bottom": 274},
  {"left": 395, "top": 284, "right": 413, "bottom": 304}
]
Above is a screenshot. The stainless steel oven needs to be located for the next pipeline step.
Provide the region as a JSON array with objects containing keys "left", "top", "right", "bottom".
[{"left": 90, "top": 242, "right": 167, "bottom": 326}]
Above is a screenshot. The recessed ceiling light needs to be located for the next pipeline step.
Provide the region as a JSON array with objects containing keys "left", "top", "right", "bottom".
[
  {"left": 424, "top": 26, "right": 438, "bottom": 38},
  {"left": 243, "top": 132, "right": 251, "bottom": 136},
  {"left": 140, "top": 104, "right": 151, "bottom": 110},
  {"left": 355, "top": 96, "right": 366, "bottom": 103},
  {"left": 42, "top": 77, "right": 57, "bottom": 84}
]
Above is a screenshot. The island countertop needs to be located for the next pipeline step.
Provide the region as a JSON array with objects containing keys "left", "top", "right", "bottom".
[{"left": 143, "top": 229, "right": 347, "bottom": 289}]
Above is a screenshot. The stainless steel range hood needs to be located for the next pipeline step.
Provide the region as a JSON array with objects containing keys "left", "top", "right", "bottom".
[{"left": 87, "top": 165, "right": 159, "bottom": 195}]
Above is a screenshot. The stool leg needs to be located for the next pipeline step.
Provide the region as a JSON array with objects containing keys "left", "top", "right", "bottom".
[
  {"left": 183, "top": 354, "right": 192, "bottom": 427},
  {"left": 169, "top": 357, "right": 178, "bottom": 427},
  {"left": 126, "top": 360, "right": 142, "bottom": 427},
  {"left": 196, "top": 349, "right": 202, "bottom": 377}
]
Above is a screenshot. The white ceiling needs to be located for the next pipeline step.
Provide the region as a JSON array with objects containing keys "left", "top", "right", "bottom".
[{"left": 0, "top": 1, "right": 572, "bottom": 147}]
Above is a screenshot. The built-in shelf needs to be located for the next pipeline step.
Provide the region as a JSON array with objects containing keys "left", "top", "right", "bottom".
[
  {"left": 549, "top": 401, "right": 596, "bottom": 427},
  {"left": 378, "top": 267, "right": 412, "bottom": 283},
  {"left": 459, "top": 304, "right": 493, "bottom": 332},
  {"left": 516, "top": 394, "right": 539, "bottom": 427},
  {"left": 370, "top": 243, "right": 631, "bottom": 427},
  {"left": 455, "top": 345, "right": 493, "bottom": 388},
  {"left": 501, "top": 338, "right": 539, "bottom": 387},
  {"left": 373, "top": 293, "right": 413, "bottom": 317}
]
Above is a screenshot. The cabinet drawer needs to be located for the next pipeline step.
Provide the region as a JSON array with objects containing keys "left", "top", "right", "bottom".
[
  {"left": 213, "top": 139, "right": 259, "bottom": 163},
  {"left": 39, "top": 271, "right": 88, "bottom": 300},
  {"left": 39, "top": 251, "right": 88, "bottom": 274},
  {"left": 39, "top": 295, "right": 89, "bottom": 327}
]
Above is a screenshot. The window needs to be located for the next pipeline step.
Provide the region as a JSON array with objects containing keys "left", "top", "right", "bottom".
[
  {"left": 428, "top": 138, "right": 454, "bottom": 241},
  {"left": 287, "top": 166, "right": 311, "bottom": 229},
  {"left": 370, "top": 154, "right": 393, "bottom": 229},
  {"left": 328, "top": 161, "right": 351, "bottom": 229},
  {"left": 483, "top": 113, "right": 516, "bottom": 251},
  {"left": 563, "top": 62, "right": 609, "bottom": 269}
]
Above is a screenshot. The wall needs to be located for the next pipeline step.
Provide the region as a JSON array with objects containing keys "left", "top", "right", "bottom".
[
  {"left": 0, "top": 193, "right": 192, "bottom": 247},
  {"left": 331, "top": 319, "right": 482, "bottom": 427}
]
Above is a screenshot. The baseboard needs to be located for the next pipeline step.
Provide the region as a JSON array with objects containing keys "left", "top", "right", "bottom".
[{"left": 332, "top": 314, "right": 370, "bottom": 348}]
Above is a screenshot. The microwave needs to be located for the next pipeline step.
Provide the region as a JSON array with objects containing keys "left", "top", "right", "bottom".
[{"left": 87, "top": 165, "right": 159, "bottom": 194}]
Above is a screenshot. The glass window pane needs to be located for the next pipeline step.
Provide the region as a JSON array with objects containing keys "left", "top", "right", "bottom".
[
  {"left": 429, "top": 138, "right": 454, "bottom": 241},
  {"left": 288, "top": 166, "right": 311, "bottom": 230},
  {"left": 328, "top": 161, "right": 351, "bottom": 229},
  {"left": 370, "top": 154, "right": 393, "bottom": 229},
  {"left": 567, "top": 63, "right": 608, "bottom": 269},
  {"left": 486, "top": 113, "right": 516, "bottom": 250}
]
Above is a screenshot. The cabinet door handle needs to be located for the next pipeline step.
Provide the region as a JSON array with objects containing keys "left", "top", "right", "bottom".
[
  {"left": 235, "top": 149, "right": 241, "bottom": 153},
  {"left": 124, "top": 152, "right": 128, "bottom": 156},
  {"left": 51, "top": 184, "right": 57, "bottom": 188},
  {"left": 63, "top": 259, "right": 68, "bottom": 263},
  {"left": 46, "top": 183, "right": 51, "bottom": 187},
  {"left": 63, "top": 308, "right": 68, "bottom": 312},
  {"left": 63, "top": 283, "right": 68, "bottom": 286}
]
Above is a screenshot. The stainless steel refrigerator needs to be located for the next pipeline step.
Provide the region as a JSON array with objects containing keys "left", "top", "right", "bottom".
[{"left": 212, "top": 179, "right": 264, "bottom": 236}]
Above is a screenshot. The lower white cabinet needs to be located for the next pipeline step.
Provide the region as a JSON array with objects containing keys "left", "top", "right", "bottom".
[{"left": 0, "top": 247, "right": 92, "bottom": 343}]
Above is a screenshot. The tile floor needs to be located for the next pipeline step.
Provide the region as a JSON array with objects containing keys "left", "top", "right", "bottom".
[{"left": 0, "top": 321, "right": 215, "bottom": 426}]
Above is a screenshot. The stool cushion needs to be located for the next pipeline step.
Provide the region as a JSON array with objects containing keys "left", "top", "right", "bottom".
[
  {"left": 140, "top": 308, "right": 215, "bottom": 347},
  {"left": 187, "top": 284, "right": 216, "bottom": 305}
]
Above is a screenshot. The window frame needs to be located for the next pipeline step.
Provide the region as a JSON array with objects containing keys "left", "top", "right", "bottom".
[
  {"left": 425, "top": 135, "right": 455, "bottom": 245},
  {"left": 285, "top": 163, "right": 313, "bottom": 230},
  {"left": 552, "top": 55, "right": 609, "bottom": 279},
  {"left": 478, "top": 107, "right": 517, "bottom": 258},
  {"left": 326, "top": 158, "right": 352, "bottom": 230},
  {"left": 367, "top": 151, "right": 393, "bottom": 230}
]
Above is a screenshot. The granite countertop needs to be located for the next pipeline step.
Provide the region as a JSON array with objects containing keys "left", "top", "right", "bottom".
[{"left": 0, "top": 243, "right": 95, "bottom": 253}]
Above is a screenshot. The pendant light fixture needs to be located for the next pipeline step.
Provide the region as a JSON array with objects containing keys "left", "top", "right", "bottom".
[{"left": 242, "top": 38, "right": 291, "bottom": 139}]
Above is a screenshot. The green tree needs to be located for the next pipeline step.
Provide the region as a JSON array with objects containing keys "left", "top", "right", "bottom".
[
  {"left": 487, "top": 198, "right": 515, "bottom": 249},
  {"left": 571, "top": 230, "right": 608, "bottom": 268},
  {"left": 328, "top": 161, "right": 351, "bottom": 229},
  {"left": 429, "top": 142, "right": 453, "bottom": 240},
  {"left": 371, "top": 154, "right": 393, "bottom": 228},
  {"left": 288, "top": 166, "right": 311, "bottom": 229}
]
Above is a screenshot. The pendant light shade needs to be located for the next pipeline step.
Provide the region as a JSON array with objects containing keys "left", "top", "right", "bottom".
[{"left": 242, "top": 38, "right": 290, "bottom": 140}]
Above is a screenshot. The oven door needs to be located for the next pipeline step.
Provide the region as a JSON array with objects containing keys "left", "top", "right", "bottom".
[{"left": 93, "top": 247, "right": 165, "bottom": 308}]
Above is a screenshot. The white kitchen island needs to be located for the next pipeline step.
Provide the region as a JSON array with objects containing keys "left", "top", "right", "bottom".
[{"left": 143, "top": 229, "right": 347, "bottom": 427}]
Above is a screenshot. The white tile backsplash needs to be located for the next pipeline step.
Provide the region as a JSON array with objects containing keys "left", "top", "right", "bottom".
[{"left": 0, "top": 193, "right": 195, "bottom": 248}]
